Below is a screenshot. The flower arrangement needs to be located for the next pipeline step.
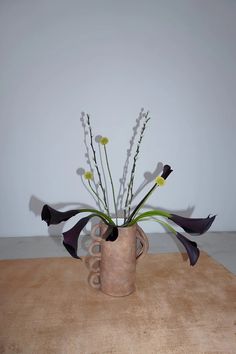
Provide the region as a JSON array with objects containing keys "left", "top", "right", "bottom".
[{"left": 41, "top": 111, "right": 215, "bottom": 266}]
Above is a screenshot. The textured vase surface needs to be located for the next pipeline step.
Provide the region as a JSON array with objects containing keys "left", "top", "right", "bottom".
[{"left": 88, "top": 223, "right": 149, "bottom": 297}]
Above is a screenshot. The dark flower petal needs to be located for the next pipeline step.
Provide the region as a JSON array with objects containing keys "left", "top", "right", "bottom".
[
  {"left": 169, "top": 214, "right": 216, "bottom": 235},
  {"left": 41, "top": 204, "right": 79, "bottom": 226},
  {"left": 161, "top": 165, "right": 173, "bottom": 180},
  {"left": 176, "top": 232, "right": 200, "bottom": 266},
  {"left": 105, "top": 226, "right": 118, "bottom": 242},
  {"left": 63, "top": 214, "right": 95, "bottom": 259},
  {"left": 63, "top": 214, "right": 110, "bottom": 259}
]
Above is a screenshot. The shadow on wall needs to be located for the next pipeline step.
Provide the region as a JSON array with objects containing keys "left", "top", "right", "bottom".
[{"left": 29, "top": 109, "right": 195, "bottom": 255}]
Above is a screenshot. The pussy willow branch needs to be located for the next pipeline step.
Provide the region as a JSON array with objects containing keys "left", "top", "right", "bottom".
[
  {"left": 80, "top": 114, "right": 102, "bottom": 211},
  {"left": 116, "top": 109, "right": 144, "bottom": 213},
  {"left": 124, "top": 112, "right": 151, "bottom": 221},
  {"left": 86, "top": 114, "right": 110, "bottom": 216}
]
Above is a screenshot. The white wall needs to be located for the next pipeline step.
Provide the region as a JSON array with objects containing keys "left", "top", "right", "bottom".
[{"left": 1, "top": 0, "right": 236, "bottom": 237}]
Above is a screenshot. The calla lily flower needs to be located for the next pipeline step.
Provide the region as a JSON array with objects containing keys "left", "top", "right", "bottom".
[
  {"left": 161, "top": 165, "right": 173, "bottom": 180},
  {"left": 168, "top": 214, "right": 216, "bottom": 235},
  {"left": 41, "top": 204, "right": 118, "bottom": 259},
  {"left": 176, "top": 232, "right": 200, "bottom": 266},
  {"left": 105, "top": 226, "right": 118, "bottom": 241},
  {"left": 63, "top": 215, "right": 94, "bottom": 259},
  {"left": 41, "top": 205, "right": 79, "bottom": 226},
  {"left": 63, "top": 217, "right": 118, "bottom": 258}
]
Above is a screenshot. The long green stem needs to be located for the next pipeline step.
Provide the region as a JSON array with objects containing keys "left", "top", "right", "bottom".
[
  {"left": 98, "top": 143, "right": 109, "bottom": 210},
  {"left": 80, "top": 176, "right": 100, "bottom": 208},
  {"left": 104, "top": 145, "right": 118, "bottom": 224},
  {"left": 128, "top": 210, "right": 171, "bottom": 226},
  {"left": 153, "top": 218, "right": 177, "bottom": 234},
  {"left": 77, "top": 208, "right": 115, "bottom": 225},
  {"left": 133, "top": 216, "right": 177, "bottom": 234},
  {"left": 88, "top": 180, "right": 108, "bottom": 213},
  {"left": 127, "top": 183, "right": 157, "bottom": 223}
]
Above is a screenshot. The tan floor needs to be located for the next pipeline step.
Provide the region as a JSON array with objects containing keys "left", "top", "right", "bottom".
[{"left": 0, "top": 252, "right": 236, "bottom": 354}]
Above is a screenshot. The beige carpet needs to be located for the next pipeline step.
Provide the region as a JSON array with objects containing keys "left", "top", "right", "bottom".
[{"left": 0, "top": 252, "right": 236, "bottom": 354}]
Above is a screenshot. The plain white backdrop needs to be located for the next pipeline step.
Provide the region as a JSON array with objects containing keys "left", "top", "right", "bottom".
[{"left": 0, "top": 0, "right": 236, "bottom": 236}]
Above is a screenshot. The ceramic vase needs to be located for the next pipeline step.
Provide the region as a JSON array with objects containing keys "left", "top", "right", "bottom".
[{"left": 87, "top": 223, "right": 149, "bottom": 297}]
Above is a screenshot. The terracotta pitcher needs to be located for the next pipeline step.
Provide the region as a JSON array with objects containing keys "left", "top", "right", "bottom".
[{"left": 87, "top": 223, "right": 149, "bottom": 297}]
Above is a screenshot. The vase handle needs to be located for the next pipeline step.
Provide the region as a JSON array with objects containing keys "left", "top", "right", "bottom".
[
  {"left": 90, "top": 222, "right": 103, "bottom": 241},
  {"left": 88, "top": 271, "right": 100, "bottom": 289},
  {"left": 87, "top": 223, "right": 102, "bottom": 289},
  {"left": 88, "top": 241, "right": 101, "bottom": 257},
  {"left": 136, "top": 225, "right": 149, "bottom": 261}
]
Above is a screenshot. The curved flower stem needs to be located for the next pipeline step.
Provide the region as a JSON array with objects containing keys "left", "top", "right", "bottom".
[
  {"left": 80, "top": 176, "right": 100, "bottom": 208},
  {"left": 88, "top": 180, "right": 108, "bottom": 213},
  {"left": 150, "top": 217, "right": 177, "bottom": 234},
  {"left": 77, "top": 208, "right": 115, "bottom": 225},
  {"left": 133, "top": 216, "right": 177, "bottom": 234},
  {"left": 104, "top": 145, "right": 118, "bottom": 224},
  {"left": 128, "top": 210, "right": 171, "bottom": 226}
]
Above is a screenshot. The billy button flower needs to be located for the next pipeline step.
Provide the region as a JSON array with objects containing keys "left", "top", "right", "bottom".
[
  {"left": 84, "top": 171, "right": 93, "bottom": 181},
  {"left": 83, "top": 171, "right": 108, "bottom": 211},
  {"left": 155, "top": 176, "right": 165, "bottom": 186},
  {"left": 99, "top": 137, "right": 109, "bottom": 145},
  {"left": 83, "top": 171, "right": 93, "bottom": 180},
  {"left": 126, "top": 165, "right": 173, "bottom": 224}
]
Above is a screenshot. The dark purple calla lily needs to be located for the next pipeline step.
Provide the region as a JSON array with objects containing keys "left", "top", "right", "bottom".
[
  {"left": 161, "top": 164, "right": 173, "bottom": 180},
  {"left": 41, "top": 204, "right": 79, "bottom": 226},
  {"left": 126, "top": 164, "right": 173, "bottom": 224},
  {"left": 176, "top": 232, "right": 200, "bottom": 266},
  {"left": 63, "top": 216, "right": 118, "bottom": 258},
  {"left": 105, "top": 226, "right": 118, "bottom": 241},
  {"left": 41, "top": 204, "right": 118, "bottom": 258},
  {"left": 168, "top": 214, "right": 216, "bottom": 235},
  {"left": 63, "top": 214, "right": 95, "bottom": 259}
]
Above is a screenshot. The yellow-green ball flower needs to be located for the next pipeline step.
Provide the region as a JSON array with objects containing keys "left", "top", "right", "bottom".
[
  {"left": 155, "top": 176, "right": 165, "bottom": 186},
  {"left": 84, "top": 171, "right": 93, "bottom": 180},
  {"left": 100, "top": 137, "right": 109, "bottom": 145}
]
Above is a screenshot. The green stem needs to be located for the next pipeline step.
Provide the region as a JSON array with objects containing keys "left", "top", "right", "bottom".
[
  {"left": 77, "top": 208, "right": 115, "bottom": 225},
  {"left": 127, "top": 210, "right": 171, "bottom": 226},
  {"left": 104, "top": 145, "right": 118, "bottom": 224},
  {"left": 132, "top": 216, "right": 177, "bottom": 235},
  {"left": 127, "top": 183, "right": 157, "bottom": 223},
  {"left": 88, "top": 180, "right": 109, "bottom": 214},
  {"left": 150, "top": 217, "right": 177, "bottom": 234},
  {"left": 98, "top": 143, "right": 109, "bottom": 210},
  {"left": 80, "top": 176, "right": 100, "bottom": 209}
]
